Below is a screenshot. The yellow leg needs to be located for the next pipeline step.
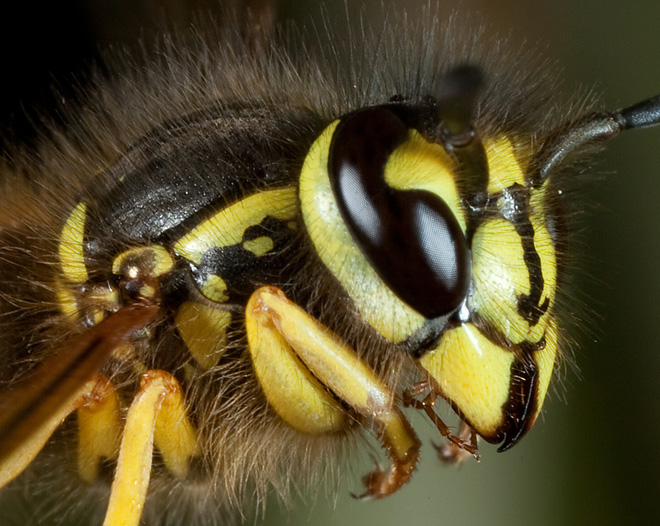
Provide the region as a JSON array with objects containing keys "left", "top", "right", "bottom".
[
  {"left": 0, "top": 378, "right": 96, "bottom": 488},
  {"left": 246, "top": 286, "right": 420, "bottom": 498},
  {"left": 103, "top": 370, "right": 198, "bottom": 526},
  {"left": 77, "top": 375, "right": 122, "bottom": 483},
  {"left": 152, "top": 372, "right": 199, "bottom": 480},
  {"left": 0, "top": 304, "right": 158, "bottom": 485}
]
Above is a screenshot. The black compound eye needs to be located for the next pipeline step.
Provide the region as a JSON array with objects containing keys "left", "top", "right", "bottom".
[{"left": 328, "top": 107, "right": 470, "bottom": 319}]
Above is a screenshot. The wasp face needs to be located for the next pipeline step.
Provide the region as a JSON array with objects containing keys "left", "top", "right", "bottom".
[{"left": 300, "top": 88, "right": 559, "bottom": 452}]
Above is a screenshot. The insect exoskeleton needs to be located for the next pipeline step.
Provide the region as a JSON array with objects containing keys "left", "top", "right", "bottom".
[
  {"left": 1, "top": 14, "right": 660, "bottom": 526},
  {"left": 298, "top": 87, "right": 559, "bottom": 454}
]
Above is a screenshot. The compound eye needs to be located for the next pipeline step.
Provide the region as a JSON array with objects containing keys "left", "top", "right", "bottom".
[{"left": 328, "top": 107, "right": 470, "bottom": 319}]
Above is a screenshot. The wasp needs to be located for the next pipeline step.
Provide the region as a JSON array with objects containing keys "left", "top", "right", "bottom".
[{"left": 0, "top": 2, "right": 658, "bottom": 525}]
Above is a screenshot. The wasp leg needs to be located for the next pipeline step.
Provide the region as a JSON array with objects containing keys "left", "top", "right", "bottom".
[
  {"left": 0, "top": 304, "right": 157, "bottom": 487},
  {"left": 103, "top": 370, "right": 198, "bottom": 526},
  {"left": 403, "top": 381, "right": 480, "bottom": 462},
  {"left": 433, "top": 420, "right": 479, "bottom": 465},
  {"left": 246, "top": 286, "right": 420, "bottom": 499},
  {"left": 77, "top": 374, "right": 122, "bottom": 483},
  {"left": 0, "top": 377, "right": 97, "bottom": 488}
]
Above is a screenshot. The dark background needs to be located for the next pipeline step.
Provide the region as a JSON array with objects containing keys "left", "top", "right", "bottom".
[{"left": 1, "top": 1, "right": 659, "bottom": 525}]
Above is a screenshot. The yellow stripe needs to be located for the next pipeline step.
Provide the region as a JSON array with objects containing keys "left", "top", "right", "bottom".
[
  {"left": 485, "top": 137, "right": 526, "bottom": 194},
  {"left": 59, "top": 202, "right": 88, "bottom": 283},
  {"left": 55, "top": 278, "right": 79, "bottom": 321},
  {"left": 174, "top": 187, "right": 297, "bottom": 264}
]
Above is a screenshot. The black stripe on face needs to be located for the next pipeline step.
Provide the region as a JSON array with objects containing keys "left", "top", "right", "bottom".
[{"left": 498, "top": 183, "right": 549, "bottom": 326}]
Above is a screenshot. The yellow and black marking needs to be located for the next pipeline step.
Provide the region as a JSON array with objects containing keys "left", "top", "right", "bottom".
[
  {"left": 174, "top": 186, "right": 299, "bottom": 304},
  {"left": 298, "top": 96, "right": 560, "bottom": 449},
  {"left": 2, "top": 40, "right": 659, "bottom": 526}
]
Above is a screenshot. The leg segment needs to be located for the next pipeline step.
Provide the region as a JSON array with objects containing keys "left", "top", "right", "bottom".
[
  {"left": 246, "top": 286, "right": 420, "bottom": 498},
  {"left": 403, "top": 381, "right": 480, "bottom": 462},
  {"left": 434, "top": 419, "right": 479, "bottom": 465},
  {"left": 77, "top": 375, "right": 122, "bottom": 483},
  {"left": 104, "top": 370, "right": 199, "bottom": 526},
  {"left": 0, "top": 304, "right": 158, "bottom": 485}
]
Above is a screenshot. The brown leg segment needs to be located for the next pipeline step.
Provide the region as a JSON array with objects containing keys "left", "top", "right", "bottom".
[
  {"left": 357, "top": 409, "right": 420, "bottom": 499},
  {"left": 434, "top": 420, "right": 479, "bottom": 465},
  {"left": 403, "top": 381, "right": 480, "bottom": 462}
]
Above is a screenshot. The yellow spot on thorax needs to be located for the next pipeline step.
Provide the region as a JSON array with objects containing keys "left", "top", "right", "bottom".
[
  {"left": 485, "top": 137, "right": 525, "bottom": 194},
  {"left": 243, "top": 236, "right": 274, "bottom": 257},
  {"left": 174, "top": 187, "right": 297, "bottom": 264},
  {"left": 200, "top": 274, "right": 229, "bottom": 303}
]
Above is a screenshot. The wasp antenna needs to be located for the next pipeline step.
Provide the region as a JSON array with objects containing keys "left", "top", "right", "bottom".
[
  {"left": 535, "top": 94, "right": 660, "bottom": 184},
  {"left": 618, "top": 94, "right": 660, "bottom": 130},
  {"left": 432, "top": 64, "right": 489, "bottom": 227},
  {"left": 435, "top": 64, "right": 484, "bottom": 147},
  {"left": 535, "top": 114, "right": 622, "bottom": 184}
]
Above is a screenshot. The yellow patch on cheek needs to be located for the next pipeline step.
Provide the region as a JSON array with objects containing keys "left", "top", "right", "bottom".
[{"left": 419, "top": 323, "right": 514, "bottom": 437}]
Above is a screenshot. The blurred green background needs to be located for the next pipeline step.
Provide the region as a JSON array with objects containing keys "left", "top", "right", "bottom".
[{"left": 1, "top": 1, "right": 659, "bottom": 525}]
